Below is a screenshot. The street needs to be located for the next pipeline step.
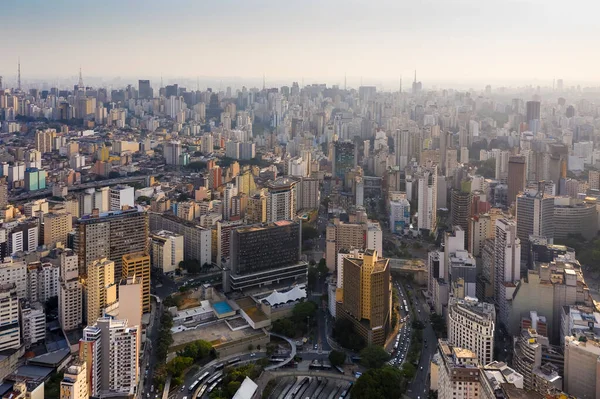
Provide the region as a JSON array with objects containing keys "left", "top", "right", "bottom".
[{"left": 405, "top": 284, "right": 437, "bottom": 399}]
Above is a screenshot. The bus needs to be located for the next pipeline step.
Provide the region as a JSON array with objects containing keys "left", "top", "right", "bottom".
[
  {"left": 351, "top": 356, "right": 361, "bottom": 363},
  {"left": 189, "top": 372, "right": 210, "bottom": 392},
  {"left": 207, "top": 378, "right": 223, "bottom": 394},
  {"left": 227, "top": 357, "right": 241, "bottom": 365},
  {"left": 197, "top": 385, "right": 207, "bottom": 397},
  {"left": 403, "top": 300, "right": 408, "bottom": 307},
  {"left": 214, "top": 363, "right": 224, "bottom": 371},
  {"left": 335, "top": 365, "right": 345, "bottom": 374},
  {"left": 206, "top": 372, "right": 222, "bottom": 385},
  {"left": 269, "top": 357, "right": 286, "bottom": 363}
]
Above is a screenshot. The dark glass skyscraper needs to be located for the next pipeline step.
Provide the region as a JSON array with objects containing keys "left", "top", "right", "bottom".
[{"left": 333, "top": 141, "right": 356, "bottom": 180}]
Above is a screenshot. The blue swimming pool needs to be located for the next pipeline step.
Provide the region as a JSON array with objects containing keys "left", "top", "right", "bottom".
[{"left": 213, "top": 301, "right": 233, "bottom": 315}]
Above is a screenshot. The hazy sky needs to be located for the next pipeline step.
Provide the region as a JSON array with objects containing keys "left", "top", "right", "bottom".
[{"left": 2, "top": 0, "right": 599, "bottom": 87}]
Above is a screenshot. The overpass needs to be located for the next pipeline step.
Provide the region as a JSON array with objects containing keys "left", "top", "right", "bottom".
[
  {"left": 388, "top": 258, "right": 428, "bottom": 286},
  {"left": 9, "top": 175, "right": 152, "bottom": 202}
]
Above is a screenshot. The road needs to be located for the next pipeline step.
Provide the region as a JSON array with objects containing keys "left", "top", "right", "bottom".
[
  {"left": 405, "top": 284, "right": 437, "bottom": 399},
  {"left": 141, "top": 298, "right": 164, "bottom": 398}
]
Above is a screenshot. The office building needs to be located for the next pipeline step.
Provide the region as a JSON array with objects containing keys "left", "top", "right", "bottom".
[
  {"left": 389, "top": 197, "right": 410, "bottom": 233},
  {"left": 121, "top": 252, "right": 150, "bottom": 313},
  {"left": 0, "top": 284, "right": 21, "bottom": 351},
  {"left": 451, "top": 188, "right": 472, "bottom": 247},
  {"left": 74, "top": 206, "right": 149, "bottom": 278},
  {"left": 26, "top": 261, "right": 59, "bottom": 303},
  {"left": 24, "top": 167, "right": 47, "bottom": 191},
  {"left": 507, "top": 156, "right": 526, "bottom": 206},
  {"left": 164, "top": 140, "right": 188, "bottom": 166},
  {"left": 109, "top": 185, "right": 135, "bottom": 211},
  {"left": 216, "top": 219, "right": 244, "bottom": 266},
  {"left": 337, "top": 249, "right": 391, "bottom": 346},
  {"left": 85, "top": 258, "right": 116, "bottom": 325},
  {"left": 150, "top": 230, "right": 184, "bottom": 273},
  {"left": 35, "top": 129, "right": 55, "bottom": 154},
  {"left": 553, "top": 197, "right": 597, "bottom": 240},
  {"left": 43, "top": 211, "right": 72, "bottom": 249},
  {"left": 60, "top": 360, "right": 88, "bottom": 399},
  {"left": 265, "top": 177, "right": 298, "bottom": 222},
  {"left": 447, "top": 297, "right": 495, "bottom": 366},
  {"left": 437, "top": 340, "right": 481, "bottom": 399},
  {"left": 526, "top": 101, "right": 541, "bottom": 127},
  {"left": 8, "top": 220, "right": 39, "bottom": 255},
  {"left": 516, "top": 189, "right": 554, "bottom": 259},
  {"left": 332, "top": 141, "right": 356, "bottom": 181},
  {"left": 589, "top": 170, "right": 600, "bottom": 190},
  {"left": 138, "top": 79, "right": 152, "bottom": 99},
  {"left": 59, "top": 249, "right": 82, "bottom": 331},
  {"left": 325, "top": 215, "right": 382, "bottom": 270},
  {"left": 227, "top": 220, "right": 307, "bottom": 292}
]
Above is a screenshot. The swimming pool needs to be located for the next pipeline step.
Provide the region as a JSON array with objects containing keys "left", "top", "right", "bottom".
[{"left": 213, "top": 301, "right": 233, "bottom": 315}]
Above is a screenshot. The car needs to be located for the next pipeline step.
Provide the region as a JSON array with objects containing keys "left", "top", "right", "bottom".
[
  {"left": 146, "top": 394, "right": 149, "bottom": 398},
  {"left": 420, "top": 366, "right": 423, "bottom": 370},
  {"left": 179, "top": 386, "right": 185, "bottom": 392},
  {"left": 250, "top": 352, "right": 256, "bottom": 357},
  {"left": 314, "top": 344, "right": 318, "bottom": 350}
]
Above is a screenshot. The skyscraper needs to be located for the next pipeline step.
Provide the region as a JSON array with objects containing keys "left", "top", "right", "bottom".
[
  {"left": 417, "top": 167, "right": 438, "bottom": 232},
  {"left": 74, "top": 206, "right": 149, "bottom": 279},
  {"left": 515, "top": 189, "right": 554, "bottom": 261},
  {"left": 494, "top": 218, "right": 521, "bottom": 326},
  {"left": 59, "top": 249, "right": 82, "bottom": 331},
  {"left": 450, "top": 189, "right": 472, "bottom": 247},
  {"left": 138, "top": 79, "right": 152, "bottom": 99},
  {"left": 507, "top": 156, "right": 526, "bottom": 206},
  {"left": 337, "top": 249, "right": 391, "bottom": 346},
  {"left": 0, "top": 284, "right": 21, "bottom": 351},
  {"left": 332, "top": 141, "right": 356, "bottom": 181}
]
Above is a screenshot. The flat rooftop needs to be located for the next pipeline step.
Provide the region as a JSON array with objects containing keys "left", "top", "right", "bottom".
[{"left": 171, "top": 320, "right": 265, "bottom": 350}]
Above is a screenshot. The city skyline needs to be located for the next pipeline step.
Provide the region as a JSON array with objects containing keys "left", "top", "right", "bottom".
[{"left": 2, "top": 0, "right": 600, "bottom": 87}]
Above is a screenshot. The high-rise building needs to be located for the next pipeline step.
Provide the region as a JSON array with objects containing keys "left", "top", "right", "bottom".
[
  {"left": 553, "top": 197, "right": 598, "bottom": 241},
  {"left": 85, "top": 258, "right": 116, "bottom": 325},
  {"left": 494, "top": 218, "right": 521, "bottom": 326},
  {"left": 60, "top": 360, "right": 88, "bottom": 399},
  {"left": 79, "top": 325, "right": 102, "bottom": 397},
  {"left": 512, "top": 328, "right": 563, "bottom": 393},
  {"left": 265, "top": 177, "right": 298, "bottom": 222},
  {"left": 148, "top": 213, "right": 211, "bottom": 265},
  {"left": 227, "top": 220, "right": 307, "bottom": 292},
  {"left": 325, "top": 214, "right": 382, "bottom": 270},
  {"left": 337, "top": 249, "right": 391, "bottom": 346},
  {"left": 507, "top": 156, "right": 526, "bottom": 206},
  {"left": 332, "top": 141, "right": 356, "bottom": 181},
  {"left": 109, "top": 185, "right": 135, "bottom": 211},
  {"left": 437, "top": 340, "right": 481, "bottom": 399},
  {"left": 35, "top": 129, "right": 55, "bottom": 154},
  {"left": 164, "top": 140, "right": 188, "bottom": 166},
  {"left": 59, "top": 249, "right": 82, "bottom": 331},
  {"left": 121, "top": 252, "right": 150, "bottom": 313},
  {"left": 447, "top": 297, "right": 495, "bottom": 366},
  {"left": 43, "top": 211, "right": 73, "bottom": 249},
  {"left": 80, "top": 318, "right": 139, "bottom": 397},
  {"left": 564, "top": 334, "right": 600, "bottom": 399},
  {"left": 516, "top": 189, "right": 554, "bottom": 261},
  {"left": 138, "top": 79, "right": 152, "bottom": 99},
  {"left": 393, "top": 129, "right": 410, "bottom": 170},
  {"left": 74, "top": 206, "right": 149, "bottom": 279},
  {"left": 479, "top": 361, "right": 525, "bottom": 399},
  {"left": 526, "top": 101, "right": 541, "bottom": 124},
  {"left": 21, "top": 302, "right": 45, "bottom": 347},
  {"left": 589, "top": 170, "right": 600, "bottom": 190},
  {"left": 0, "top": 284, "right": 21, "bottom": 351},
  {"left": 0, "top": 260, "right": 27, "bottom": 299},
  {"left": 150, "top": 230, "right": 184, "bottom": 273},
  {"left": 417, "top": 167, "right": 438, "bottom": 231},
  {"left": 451, "top": 189, "right": 472, "bottom": 247},
  {"left": 389, "top": 197, "right": 410, "bottom": 233},
  {"left": 298, "top": 177, "right": 320, "bottom": 210}
]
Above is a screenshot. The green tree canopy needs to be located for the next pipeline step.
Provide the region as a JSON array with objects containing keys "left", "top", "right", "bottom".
[
  {"left": 351, "top": 366, "right": 405, "bottom": 399},
  {"left": 359, "top": 345, "right": 391, "bottom": 369},
  {"left": 329, "top": 350, "right": 346, "bottom": 367}
]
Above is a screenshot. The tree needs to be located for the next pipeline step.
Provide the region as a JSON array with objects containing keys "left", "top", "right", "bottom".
[
  {"left": 307, "top": 266, "right": 318, "bottom": 291},
  {"left": 247, "top": 344, "right": 254, "bottom": 351},
  {"left": 328, "top": 350, "right": 346, "bottom": 367},
  {"left": 166, "top": 356, "right": 193, "bottom": 375},
  {"left": 108, "top": 171, "right": 121, "bottom": 179},
  {"left": 430, "top": 313, "right": 446, "bottom": 337},
  {"left": 400, "top": 362, "right": 416, "bottom": 379},
  {"left": 316, "top": 258, "right": 329, "bottom": 277},
  {"left": 359, "top": 345, "right": 391, "bottom": 369},
  {"left": 351, "top": 366, "right": 405, "bottom": 399},
  {"left": 302, "top": 224, "right": 319, "bottom": 240},
  {"left": 292, "top": 301, "right": 317, "bottom": 324}
]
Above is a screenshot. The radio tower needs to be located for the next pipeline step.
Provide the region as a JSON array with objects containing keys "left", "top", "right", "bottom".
[
  {"left": 0, "top": 76, "right": 3, "bottom": 90},
  {"left": 17, "top": 58, "right": 21, "bottom": 91}
]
